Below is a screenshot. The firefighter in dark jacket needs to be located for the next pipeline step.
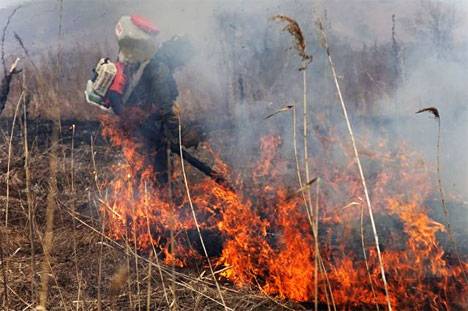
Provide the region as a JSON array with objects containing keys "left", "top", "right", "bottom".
[{"left": 85, "top": 15, "right": 193, "bottom": 184}]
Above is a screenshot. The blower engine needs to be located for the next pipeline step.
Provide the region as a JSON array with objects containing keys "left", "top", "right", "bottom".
[{"left": 84, "top": 58, "right": 117, "bottom": 110}]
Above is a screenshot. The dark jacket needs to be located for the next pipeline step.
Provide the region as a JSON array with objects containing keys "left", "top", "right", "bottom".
[
  {"left": 107, "top": 37, "right": 192, "bottom": 184},
  {"left": 110, "top": 36, "right": 192, "bottom": 140}
]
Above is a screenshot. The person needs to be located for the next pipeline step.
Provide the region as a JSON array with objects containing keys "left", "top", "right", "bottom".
[{"left": 85, "top": 15, "right": 194, "bottom": 185}]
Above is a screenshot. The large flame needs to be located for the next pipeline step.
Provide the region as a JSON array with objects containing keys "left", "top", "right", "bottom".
[{"left": 98, "top": 113, "right": 467, "bottom": 309}]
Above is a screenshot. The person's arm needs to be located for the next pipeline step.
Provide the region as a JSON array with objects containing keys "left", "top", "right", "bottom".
[
  {"left": 106, "top": 90, "right": 124, "bottom": 115},
  {"left": 106, "top": 62, "right": 127, "bottom": 115}
]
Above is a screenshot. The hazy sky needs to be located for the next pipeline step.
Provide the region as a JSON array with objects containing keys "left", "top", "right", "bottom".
[{"left": 0, "top": 0, "right": 23, "bottom": 9}]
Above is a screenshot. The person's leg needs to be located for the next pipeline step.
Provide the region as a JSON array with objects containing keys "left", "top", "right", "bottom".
[{"left": 154, "top": 142, "right": 168, "bottom": 185}]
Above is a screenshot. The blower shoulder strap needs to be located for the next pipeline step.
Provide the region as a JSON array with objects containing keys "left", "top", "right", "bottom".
[{"left": 122, "top": 58, "right": 151, "bottom": 105}]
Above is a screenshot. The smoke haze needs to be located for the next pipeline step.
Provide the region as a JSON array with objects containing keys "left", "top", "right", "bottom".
[{"left": 1, "top": 0, "right": 467, "bottom": 201}]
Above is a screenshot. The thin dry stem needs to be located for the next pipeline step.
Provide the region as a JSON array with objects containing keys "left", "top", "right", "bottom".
[
  {"left": 2, "top": 91, "right": 23, "bottom": 310},
  {"left": 314, "top": 179, "right": 320, "bottom": 311},
  {"left": 291, "top": 105, "right": 336, "bottom": 310},
  {"left": 22, "top": 88, "right": 36, "bottom": 301},
  {"left": 132, "top": 218, "right": 141, "bottom": 311},
  {"left": 91, "top": 137, "right": 104, "bottom": 311},
  {"left": 167, "top": 142, "right": 177, "bottom": 310},
  {"left": 416, "top": 107, "right": 467, "bottom": 281},
  {"left": 177, "top": 113, "right": 230, "bottom": 311},
  {"left": 1, "top": 5, "right": 21, "bottom": 73},
  {"left": 360, "top": 203, "right": 380, "bottom": 311},
  {"left": 70, "top": 124, "right": 83, "bottom": 310},
  {"left": 146, "top": 253, "right": 152, "bottom": 311},
  {"left": 144, "top": 182, "right": 170, "bottom": 306},
  {"left": 37, "top": 109, "right": 60, "bottom": 310},
  {"left": 0, "top": 223, "right": 6, "bottom": 308},
  {"left": 5, "top": 91, "right": 23, "bottom": 226},
  {"left": 124, "top": 210, "right": 134, "bottom": 309},
  {"left": 317, "top": 20, "right": 392, "bottom": 311}
]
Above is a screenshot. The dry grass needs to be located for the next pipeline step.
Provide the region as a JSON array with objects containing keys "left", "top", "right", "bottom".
[
  {"left": 0, "top": 116, "right": 306, "bottom": 310},
  {"left": 0, "top": 6, "right": 465, "bottom": 309}
]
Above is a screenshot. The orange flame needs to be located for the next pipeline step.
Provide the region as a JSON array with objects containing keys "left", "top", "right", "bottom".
[{"left": 98, "top": 115, "right": 467, "bottom": 309}]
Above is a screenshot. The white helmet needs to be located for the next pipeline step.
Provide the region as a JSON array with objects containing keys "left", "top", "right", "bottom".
[{"left": 115, "top": 15, "right": 159, "bottom": 63}]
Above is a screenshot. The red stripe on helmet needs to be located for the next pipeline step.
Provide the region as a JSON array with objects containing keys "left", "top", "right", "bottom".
[{"left": 131, "top": 15, "right": 159, "bottom": 35}]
